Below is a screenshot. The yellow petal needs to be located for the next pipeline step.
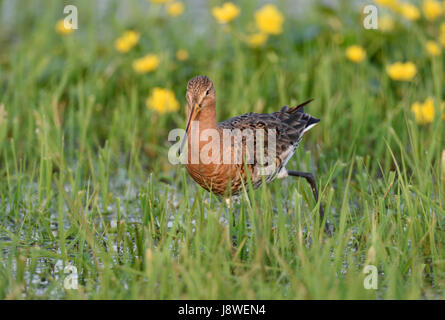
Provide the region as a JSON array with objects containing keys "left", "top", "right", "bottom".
[
  {"left": 346, "top": 45, "right": 366, "bottom": 63},
  {"left": 255, "top": 4, "right": 284, "bottom": 35}
]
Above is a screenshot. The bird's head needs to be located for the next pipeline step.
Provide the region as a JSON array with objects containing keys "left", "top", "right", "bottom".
[
  {"left": 179, "top": 76, "right": 216, "bottom": 156},
  {"left": 185, "top": 75, "right": 216, "bottom": 114}
]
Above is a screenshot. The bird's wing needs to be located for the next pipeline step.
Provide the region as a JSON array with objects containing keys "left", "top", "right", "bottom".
[
  {"left": 218, "top": 103, "right": 319, "bottom": 152},
  {"left": 217, "top": 101, "right": 319, "bottom": 188}
]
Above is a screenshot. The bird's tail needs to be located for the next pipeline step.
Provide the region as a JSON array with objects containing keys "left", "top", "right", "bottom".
[{"left": 287, "top": 98, "right": 314, "bottom": 114}]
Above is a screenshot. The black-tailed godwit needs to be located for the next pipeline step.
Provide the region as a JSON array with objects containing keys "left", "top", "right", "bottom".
[{"left": 179, "top": 75, "right": 326, "bottom": 228}]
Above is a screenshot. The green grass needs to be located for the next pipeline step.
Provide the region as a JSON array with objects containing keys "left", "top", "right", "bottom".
[{"left": 0, "top": 0, "right": 443, "bottom": 299}]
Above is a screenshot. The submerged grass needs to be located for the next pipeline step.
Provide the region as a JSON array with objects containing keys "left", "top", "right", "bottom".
[{"left": 0, "top": 0, "right": 443, "bottom": 299}]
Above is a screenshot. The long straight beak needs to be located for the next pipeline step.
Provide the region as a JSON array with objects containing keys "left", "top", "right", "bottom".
[{"left": 179, "top": 103, "right": 200, "bottom": 156}]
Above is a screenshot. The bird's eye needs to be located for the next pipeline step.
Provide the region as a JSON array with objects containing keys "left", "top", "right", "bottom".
[{"left": 206, "top": 89, "right": 210, "bottom": 96}]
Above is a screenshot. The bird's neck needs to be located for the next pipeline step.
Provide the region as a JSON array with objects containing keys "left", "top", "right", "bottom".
[
  {"left": 186, "top": 104, "right": 220, "bottom": 165},
  {"left": 187, "top": 104, "right": 218, "bottom": 134}
]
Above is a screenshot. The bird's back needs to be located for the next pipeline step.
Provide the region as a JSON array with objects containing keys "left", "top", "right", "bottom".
[{"left": 217, "top": 99, "right": 319, "bottom": 193}]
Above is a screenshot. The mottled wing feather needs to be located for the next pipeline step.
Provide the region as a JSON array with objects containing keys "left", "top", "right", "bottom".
[
  {"left": 219, "top": 108, "right": 318, "bottom": 156},
  {"left": 217, "top": 101, "right": 319, "bottom": 192}
]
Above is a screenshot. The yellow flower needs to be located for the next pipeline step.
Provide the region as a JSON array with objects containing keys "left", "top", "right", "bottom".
[
  {"left": 148, "top": 0, "right": 168, "bottom": 4},
  {"left": 411, "top": 98, "right": 435, "bottom": 124},
  {"left": 379, "top": 15, "right": 395, "bottom": 32},
  {"left": 440, "top": 23, "right": 445, "bottom": 46},
  {"left": 167, "top": 1, "right": 185, "bottom": 17},
  {"left": 374, "top": 0, "right": 400, "bottom": 10},
  {"left": 115, "top": 31, "right": 140, "bottom": 53},
  {"left": 399, "top": 3, "right": 421, "bottom": 20},
  {"left": 176, "top": 49, "right": 189, "bottom": 61},
  {"left": 55, "top": 19, "right": 75, "bottom": 35},
  {"left": 346, "top": 45, "right": 366, "bottom": 63},
  {"left": 386, "top": 62, "right": 417, "bottom": 81},
  {"left": 212, "top": 2, "right": 240, "bottom": 24},
  {"left": 146, "top": 88, "right": 180, "bottom": 114},
  {"left": 246, "top": 33, "right": 268, "bottom": 48},
  {"left": 423, "top": 0, "right": 443, "bottom": 21},
  {"left": 132, "top": 54, "right": 160, "bottom": 74},
  {"left": 426, "top": 41, "right": 442, "bottom": 56},
  {"left": 255, "top": 4, "right": 284, "bottom": 35}
]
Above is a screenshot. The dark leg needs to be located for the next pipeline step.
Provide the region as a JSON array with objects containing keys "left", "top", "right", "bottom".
[{"left": 287, "top": 171, "right": 330, "bottom": 233}]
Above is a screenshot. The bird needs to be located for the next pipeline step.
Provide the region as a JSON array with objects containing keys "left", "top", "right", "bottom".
[{"left": 179, "top": 75, "right": 326, "bottom": 227}]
